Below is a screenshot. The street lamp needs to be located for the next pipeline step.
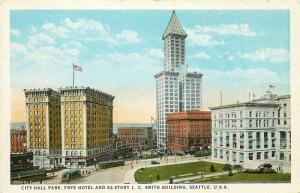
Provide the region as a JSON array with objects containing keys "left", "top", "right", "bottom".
[
  {"left": 94, "top": 158, "right": 97, "bottom": 171},
  {"left": 139, "top": 170, "right": 142, "bottom": 182}
]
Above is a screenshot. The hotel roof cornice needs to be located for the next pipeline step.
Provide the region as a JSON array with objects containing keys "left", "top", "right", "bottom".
[{"left": 59, "top": 86, "right": 114, "bottom": 100}]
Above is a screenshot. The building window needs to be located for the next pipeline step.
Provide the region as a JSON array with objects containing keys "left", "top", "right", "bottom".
[
  {"left": 272, "top": 151, "right": 276, "bottom": 157},
  {"left": 239, "top": 153, "right": 244, "bottom": 162},
  {"left": 240, "top": 141, "right": 244, "bottom": 149},
  {"left": 264, "top": 151, "right": 269, "bottom": 159},
  {"left": 280, "top": 153, "right": 284, "bottom": 160},
  {"left": 248, "top": 140, "right": 253, "bottom": 149},
  {"left": 248, "top": 131, "right": 253, "bottom": 139},
  {"left": 257, "top": 152, "right": 261, "bottom": 160},
  {"left": 249, "top": 153, "right": 253, "bottom": 160}
]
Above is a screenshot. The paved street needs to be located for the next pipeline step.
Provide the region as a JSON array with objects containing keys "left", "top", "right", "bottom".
[{"left": 41, "top": 155, "right": 204, "bottom": 184}]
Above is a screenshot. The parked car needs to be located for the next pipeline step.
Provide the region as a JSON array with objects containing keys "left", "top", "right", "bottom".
[{"left": 151, "top": 161, "right": 160, "bottom": 165}]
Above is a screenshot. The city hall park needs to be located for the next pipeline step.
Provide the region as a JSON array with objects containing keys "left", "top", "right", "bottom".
[
  {"left": 191, "top": 172, "right": 291, "bottom": 183},
  {"left": 134, "top": 161, "right": 224, "bottom": 183}
]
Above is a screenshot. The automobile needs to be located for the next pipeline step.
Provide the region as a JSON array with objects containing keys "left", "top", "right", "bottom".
[{"left": 151, "top": 161, "right": 160, "bottom": 165}]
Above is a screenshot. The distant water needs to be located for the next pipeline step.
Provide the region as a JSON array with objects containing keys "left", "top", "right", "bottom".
[
  {"left": 113, "top": 123, "right": 154, "bottom": 133},
  {"left": 10, "top": 122, "right": 26, "bottom": 129},
  {"left": 11, "top": 122, "right": 154, "bottom": 134}
]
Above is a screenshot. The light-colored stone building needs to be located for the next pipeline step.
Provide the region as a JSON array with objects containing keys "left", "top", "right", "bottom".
[{"left": 210, "top": 92, "right": 290, "bottom": 169}]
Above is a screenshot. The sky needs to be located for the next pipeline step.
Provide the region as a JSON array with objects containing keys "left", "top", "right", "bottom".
[{"left": 10, "top": 10, "right": 290, "bottom": 123}]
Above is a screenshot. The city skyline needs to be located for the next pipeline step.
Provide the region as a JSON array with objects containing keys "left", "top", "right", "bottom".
[{"left": 11, "top": 10, "right": 290, "bottom": 123}]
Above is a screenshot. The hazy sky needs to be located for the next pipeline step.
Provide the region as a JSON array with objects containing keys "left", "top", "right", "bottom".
[{"left": 10, "top": 10, "right": 290, "bottom": 123}]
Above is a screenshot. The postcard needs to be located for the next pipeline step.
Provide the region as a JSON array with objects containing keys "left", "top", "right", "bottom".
[{"left": 0, "top": 0, "right": 300, "bottom": 193}]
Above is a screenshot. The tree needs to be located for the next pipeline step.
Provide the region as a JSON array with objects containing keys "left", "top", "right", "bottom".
[
  {"left": 227, "top": 168, "right": 233, "bottom": 176},
  {"left": 210, "top": 164, "right": 216, "bottom": 172},
  {"left": 156, "top": 174, "right": 160, "bottom": 181}
]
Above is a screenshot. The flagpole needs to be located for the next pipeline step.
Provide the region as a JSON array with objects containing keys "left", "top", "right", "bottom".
[{"left": 72, "top": 63, "right": 74, "bottom": 88}]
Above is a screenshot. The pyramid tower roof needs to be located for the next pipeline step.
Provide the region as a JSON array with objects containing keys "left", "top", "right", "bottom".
[{"left": 162, "top": 10, "right": 187, "bottom": 39}]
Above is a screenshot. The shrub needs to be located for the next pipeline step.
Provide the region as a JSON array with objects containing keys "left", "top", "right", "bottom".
[
  {"left": 222, "top": 164, "right": 232, "bottom": 171},
  {"left": 243, "top": 168, "right": 276, "bottom": 174},
  {"left": 233, "top": 164, "right": 242, "bottom": 170},
  {"left": 259, "top": 163, "right": 272, "bottom": 169},
  {"left": 210, "top": 164, "right": 216, "bottom": 172},
  {"left": 156, "top": 174, "right": 160, "bottom": 181},
  {"left": 227, "top": 168, "right": 234, "bottom": 176}
]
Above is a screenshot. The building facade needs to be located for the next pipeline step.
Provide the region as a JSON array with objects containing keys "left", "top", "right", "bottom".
[
  {"left": 167, "top": 111, "right": 211, "bottom": 154},
  {"left": 117, "top": 127, "right": 154, "bottom": 150},
  {"left": 155, "top": 11, "right": 203, "bottom": 153},
  {"left": 24, "top": 88, "right": 61, "bottom": 167},
  {"left": 210, "top": 93, "right": 291, "bottom": 168},
  {"left": 60, "top": 87, "right": 114, "bottom": 166},
  {"left": 11, "top": 129, "right": 27, "bottom": 153}
]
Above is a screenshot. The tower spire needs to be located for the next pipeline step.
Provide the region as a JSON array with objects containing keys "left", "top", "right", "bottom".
[{"left": 162, "top": 10, "right": 187, "bottom": 40}]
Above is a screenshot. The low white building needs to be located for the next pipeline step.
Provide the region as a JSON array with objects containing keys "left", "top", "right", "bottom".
[{"left": 210, "top": 93, "right": 290, "bottom": 169}]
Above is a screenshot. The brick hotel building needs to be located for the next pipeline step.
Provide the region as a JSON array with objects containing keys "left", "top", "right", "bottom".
[
  {"left": 117, "top": 127, "right": 154, "bottom": 150},
  {"left": 167, "top": 111, "right": 211, "bottom": 154},
  {"left": 11, "top": 128, "right": 27, "bottom": 153}
]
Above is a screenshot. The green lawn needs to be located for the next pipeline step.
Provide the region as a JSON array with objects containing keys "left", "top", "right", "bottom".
[
  {"left": 192, "top": 173, "right": 291, "bottom": 183},
  {"left": 134, "top": 161, "right": 224, "bottom": 183}
]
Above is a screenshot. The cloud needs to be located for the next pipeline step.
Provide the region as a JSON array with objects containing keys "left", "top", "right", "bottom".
[
  {"left": 28, "top": 33, "right": 55, "bottom": 46},
  {"left": 42, "top": 22, "right": 69, "bottom": 37},
  {"left": 185, "top": 28, "right": 224, "bottom": 46},
  {"left": 11, "top": 42, "right": 28, "bottom": 62},
  {"left": 195, "top": 24, "right": 256, "bottom": 37},
  {"left": 11, "top": 42, "right": 79, "bottom": 68},
  {"left": 89, "top": 48, "right": 163, "bottom": 73},
  {"left": 115, "top": 30, "right": 141, "bottom": 44},
  {"left": 199, "top": 67, "right": 281, "bottom": 85},
  {"left": 239, "top": 48, "right": 290, "bottom": 63},
  {"left": 147, "top": 48, "right": 164, "bottom": 59},
  {"left": 11, "top": 29, "right": 20, "bottom": 36},
  {"left": 40, "top": 18, "right": 142, "bottom": 46},
  {"left": 30, "top": 26, "right": 37, "bottom": 33},
  {"left": 194, "top": 51, "right": 211, "bottom": 59},
  {"left": 185, "top": 23, "right": 256, "bottom": 46},
  {"left": 227, "top": 55, "right": 234, "bottom": 61}
]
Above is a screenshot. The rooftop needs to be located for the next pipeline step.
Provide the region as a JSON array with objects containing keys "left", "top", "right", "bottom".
[{"left": 162, "top": 10, "right": 187, "bottom": 39}]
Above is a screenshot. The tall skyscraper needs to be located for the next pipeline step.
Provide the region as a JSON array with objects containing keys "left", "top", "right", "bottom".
[
  {"left": 155, "top": 11, "right": 203, "bottom": 153},
  {"left": 24, "top": 88, "right": 62, "bottom": 167},
  {"left": 59, "top": 87, "right": 114, "bottom": 166}
]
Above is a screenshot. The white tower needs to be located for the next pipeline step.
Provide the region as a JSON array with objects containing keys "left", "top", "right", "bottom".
[
  {"left": 155, "top": 11, "right": 203, "bottom": 153},
  {"left": 163, "top": 10, "right": 188, "bottom": 72}
]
